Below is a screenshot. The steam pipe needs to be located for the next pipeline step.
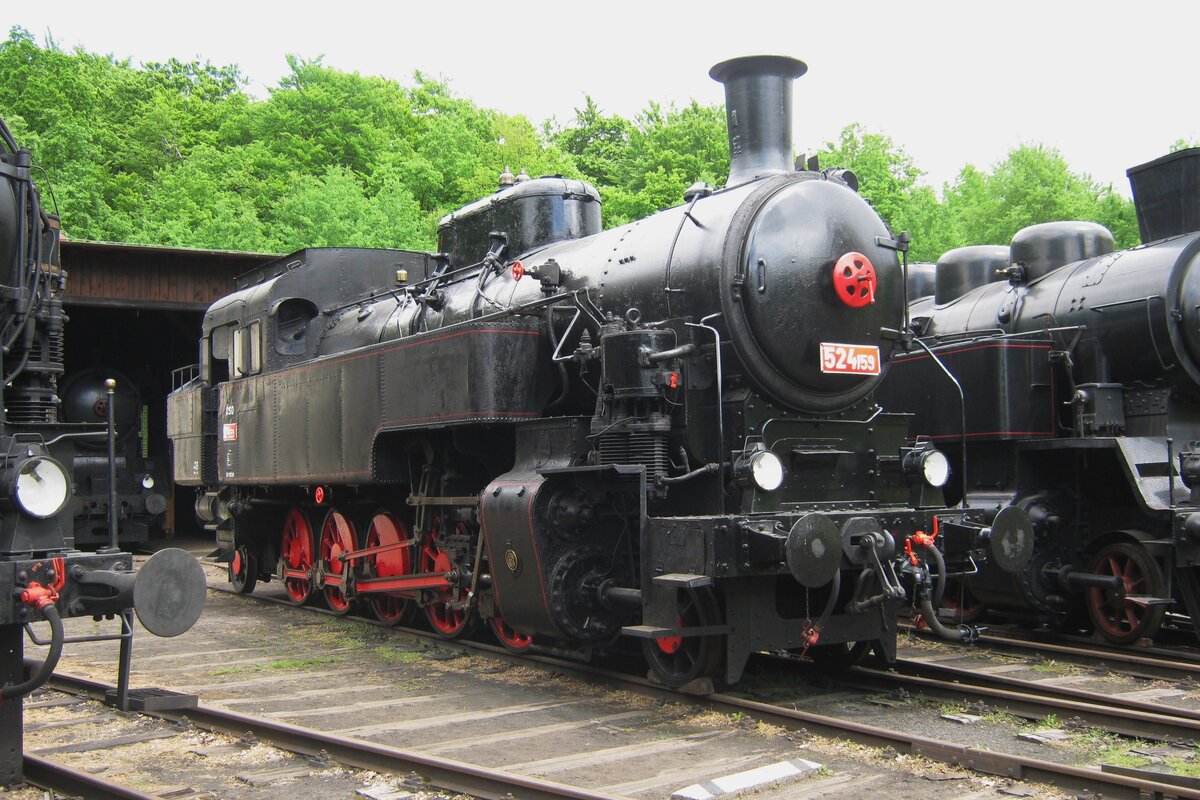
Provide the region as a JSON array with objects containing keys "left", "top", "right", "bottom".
[
  {"left": 916, "top": 539, "right": 981, "bottom": 643},
  {"left": 1, "top": 604, "right": 63, "bottom": 700}
]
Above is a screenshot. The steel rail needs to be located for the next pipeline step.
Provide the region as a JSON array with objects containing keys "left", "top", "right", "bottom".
[
  {"left": 202, "top": 575, "right": 1200, "bottom": 798},
  {"left": 892, "top": 657, "right": 1200, "bottom": 720},
  {"left": 23, "top": 754, "right": 166, "bottom": 800},
  {"left": 45, "top": 671, "right": 627, "bottom": 800},
  {"left": 846, "top": 661, "right": 1200, "bottom": 743},
  {"left": 901, "top": 622, "right": 1200, "bottom": 681}
]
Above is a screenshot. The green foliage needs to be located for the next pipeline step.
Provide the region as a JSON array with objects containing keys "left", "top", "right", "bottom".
[
  {"left": 0, "top": 28, "right": 1173, "bottom": 261},
  {"left": 941, "top": 144, "right": 1139, "bottom": 251},
  {"left": 553, "top": 97, "right": 727, "bottom": 226},
  {"left": 813, "top": 128, "right": 1139, "bottom": 260},
  {"left": 0, "top": 30, "right": 570, "bottom": 253},
  {"left": 814, "top": 124, "right": 954, "bottom": 262}
]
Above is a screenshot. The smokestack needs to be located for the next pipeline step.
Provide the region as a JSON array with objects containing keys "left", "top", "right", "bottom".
[{"left": 709, "top": 55, "right": 807, "bottom": 189}]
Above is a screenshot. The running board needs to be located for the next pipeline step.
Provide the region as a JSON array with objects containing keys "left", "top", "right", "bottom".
[{"left": 1123, "top": 595, "right": 1174, "bottom": 607}]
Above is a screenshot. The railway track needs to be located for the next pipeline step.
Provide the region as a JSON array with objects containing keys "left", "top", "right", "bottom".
[
  {"left": 38, "top": 672, "right": 625, "bottom": 800},
  {"left": 96, "top": 556, "right": 1196, "bottom": 798},
  {"left": 23, "top": 549, "right": 1200, "bottom": 799},
  {"left": 903, "top": 621, "right": 1200, "bottom": 682},
  {"left": 21, "top": 755, "right": 165, "bottom": 800}
]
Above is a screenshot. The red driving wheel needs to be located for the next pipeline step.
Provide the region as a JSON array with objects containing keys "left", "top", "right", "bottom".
[
  {"left": 229, "top": 544, "right": 257, "bottom": 594},
  {"left": 490, "top": 615, "right": 533, "bottom": 653},
  {"left": 1086, "top": 541, "right": 1166, "bottom": 645},
  {"left": 364, "top": 511, "right": 414, "bottom": 625},
  {"left": 318, "top": 509, "right": 357, "bottom": 614},
  {"left": 419, "top": 517, "right": 473, "bottom": 638},
  {"left": 280, "top": 508, "right": 315, "bottom": 605}
]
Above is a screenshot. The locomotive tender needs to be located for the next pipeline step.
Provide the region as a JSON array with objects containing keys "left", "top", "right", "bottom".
[
  {"left": 0, "top": 117, "right": 204, "bottom": 786},
  {"left": 880, "top": 147, "right": 1200, "bottom": 645},
  {"left": 169, "top": 56, "right": 1027, "bottom": 686}
]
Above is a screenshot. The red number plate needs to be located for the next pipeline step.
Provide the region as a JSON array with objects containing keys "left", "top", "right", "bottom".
[{"left": 819, "top": 342, "right": 881, "bottom": 375}]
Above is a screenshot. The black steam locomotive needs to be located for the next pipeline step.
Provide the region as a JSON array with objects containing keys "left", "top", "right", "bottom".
[
  {"left": 169, "top": 56, "right": 1027, "bottom": 687},
  {"left": 64, "top": 366, "right": 171, "bottom": 548},
  {"left": 0, "top": 118, "right": 205, "bottom": 787},
  {"left": 880, "top": 147, "right": 1200, "bottom": 645}
]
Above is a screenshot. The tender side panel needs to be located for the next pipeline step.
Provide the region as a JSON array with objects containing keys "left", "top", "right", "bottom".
[
  {"left": 166, "top": 385, "right": 210, "bottom": 486},
  {"left": 216, "top": 322, "right": 546, "bottom": 484},
  {"left": 879, "top": 339, "right": 1056, "bottom": 440}
]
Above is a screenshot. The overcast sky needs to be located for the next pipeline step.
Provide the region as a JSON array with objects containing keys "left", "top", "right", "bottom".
[{"left": 8, "top": 1, "right": 1197, "bottom": 196}]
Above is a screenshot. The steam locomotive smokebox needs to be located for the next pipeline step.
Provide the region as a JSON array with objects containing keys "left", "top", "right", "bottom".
[
  {"left": 438, "top": 177, "right": 601, "bottom": 267},
  {"left": 934, "top": 245, "right": 1010, "bottom": 305},
  {"left": 1127, "top": 147, "right": 1200, "bottom": 243},
  {"left": 1010, "top": 221, "right": 1114, "bottom": 281}
]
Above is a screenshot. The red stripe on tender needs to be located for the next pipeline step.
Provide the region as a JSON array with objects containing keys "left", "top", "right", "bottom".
[{"left": 894, "top": 342, "right": 1052, "bottom": 364}]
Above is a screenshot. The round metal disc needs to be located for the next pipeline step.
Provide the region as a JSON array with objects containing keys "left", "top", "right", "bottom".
[
  {"left": 133, "top": 548, "right": 207, "bottom": 638},
  {"left": 786, "top": 513, "right": 843, "bottom": 588},
  {"left": 989, "top": 506, "right": 1035, "bottom": 573}
]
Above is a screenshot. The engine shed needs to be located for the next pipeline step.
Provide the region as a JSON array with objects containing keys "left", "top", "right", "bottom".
[{"left": 60, "top": 239, "right": 277, "bottom": 535}]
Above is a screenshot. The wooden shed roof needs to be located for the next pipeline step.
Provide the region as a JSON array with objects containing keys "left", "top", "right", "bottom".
[{"left": 61, "top": 240, "right": 280, "bottom": 311}]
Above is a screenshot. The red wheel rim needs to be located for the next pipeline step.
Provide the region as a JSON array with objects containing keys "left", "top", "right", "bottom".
[
  {"left": 319, "top": 510, "right": 357, "bottom": 613},
  {"left": 365, "top": 512, "right": 412, "bottom": 624},
  {"left": 281, "top": 508, "right": 314, "bottom": 604},
  {"left": 655, "top": 614, "right": 685, "bottom": 655},
  {"left": 490, "top": 615, "right": 533, "bottom": 652},
  {"left": 420, "top": 518, "right": 470, "bottom": 637},
  {"left": 1089, "top": 550, "right": 1149, "bottom": 639},
  {"left": 942, "top": 580, "right": 984, "bottom": 624}
]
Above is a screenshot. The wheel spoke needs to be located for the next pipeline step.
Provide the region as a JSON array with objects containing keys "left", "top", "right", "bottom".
[
  {"left": 281, "top": 508, "right": 314, "bottom": 605},
  {"left": 365, "top": 512, "right": 413, "bottom": 625},
  {"left": 1087, "top": 540, "right": 1165, "bottom": 644},
  {"left": 319, "top": 509, "right": 356, "bottom": 614}
]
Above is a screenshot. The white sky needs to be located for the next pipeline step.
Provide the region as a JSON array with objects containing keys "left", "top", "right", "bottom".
[{"left": 7, "top": 1, "right": 1197, "bottom": 197}]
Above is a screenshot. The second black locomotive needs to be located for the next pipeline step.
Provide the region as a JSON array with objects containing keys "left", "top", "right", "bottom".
[{"left": 881, "top": 147, "right": 1200, "bottom": 645}]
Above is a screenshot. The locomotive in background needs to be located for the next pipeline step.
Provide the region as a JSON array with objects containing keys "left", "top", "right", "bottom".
[
  {"left": 881, "top": 147, "right": 1200, "bottom": 645},
  {"left": 169, "top": 55, "right": 1029, "bottom": 687},
  {"left": 0, "top": 118, "right": 204, "bottom": 787},
  {"left": 63, "top": 366, "right": 171, "bottom": 548}
]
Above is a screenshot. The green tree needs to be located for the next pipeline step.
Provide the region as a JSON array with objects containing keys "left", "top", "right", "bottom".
[
  {"left": 813, "top": 124, "right": 952, "bottom": 261},
  {"left": 554, "top": 99, "right": 727, "bottom": 226},
  {"left": 942, "top": 144, "right": 1137, "bottom": 251}
]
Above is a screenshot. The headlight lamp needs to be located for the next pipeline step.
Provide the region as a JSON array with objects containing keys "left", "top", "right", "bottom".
[
  {"left": 920, "top": 450, "right": 950, "bottom": 488},
  {"left": 733, "top": 445, "right": 786, "bottom": 492},
  {"left": 13, "top": 456, "right": 71, "bottom": 518},
  {"left": 903, "top": 446, "right": 950, "bottom": 489}
]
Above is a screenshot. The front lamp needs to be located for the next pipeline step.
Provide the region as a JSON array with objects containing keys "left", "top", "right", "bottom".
[
  {"left": 903, "top": 446, "right": 950, "bottom": 488},
  {"left": 733, "top": 445, "right": 786, "bottom": 492},
  {"left": 14, "top": 456, "right": 71, "bottom": 518}
]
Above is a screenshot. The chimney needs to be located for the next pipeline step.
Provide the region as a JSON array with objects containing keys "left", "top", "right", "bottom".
[{"left": 709, "top": 55, "right": 807, "bottom": 189}]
